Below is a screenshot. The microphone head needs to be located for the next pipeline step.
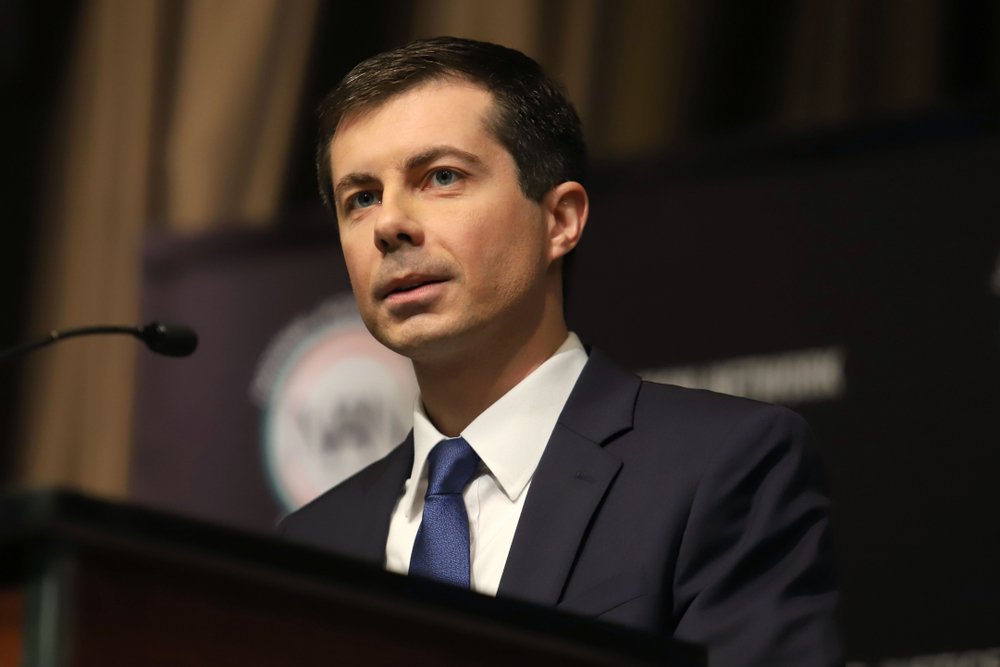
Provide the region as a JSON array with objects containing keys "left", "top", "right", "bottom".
[{"left": 138, "top": 322, "right": 198, "bottom": 357}]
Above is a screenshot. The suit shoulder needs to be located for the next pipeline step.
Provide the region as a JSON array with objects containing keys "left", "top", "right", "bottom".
[
  {"left": 279, "top": 440, "right": 410, "bottom": 534},
  {"left": 628, "top": 381, "right": 817, "bottom": 479},
  {"left": 636, "top": 379, "right": 809, "bottom": 434}
]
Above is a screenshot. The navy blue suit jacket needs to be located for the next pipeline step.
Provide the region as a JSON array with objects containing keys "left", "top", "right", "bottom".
[{"left": 281, "top": 350, "right": 842, "bottom": 666}]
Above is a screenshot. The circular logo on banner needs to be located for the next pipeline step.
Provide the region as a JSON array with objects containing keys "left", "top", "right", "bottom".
[{"left": 251, "top": 294, "right": 417, "bottom": 511}]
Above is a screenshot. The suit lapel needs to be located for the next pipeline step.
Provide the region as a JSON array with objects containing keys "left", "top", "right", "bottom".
[
  {"left": 352, "top": 432, "right": 414, "bottom": 562},
  {"left": 497, "top": 350, "right": 640, "bottom": 605}
]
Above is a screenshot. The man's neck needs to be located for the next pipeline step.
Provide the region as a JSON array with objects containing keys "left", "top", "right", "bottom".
[{"left": 413, "top": 322, "right": 570, "bottom": 437}]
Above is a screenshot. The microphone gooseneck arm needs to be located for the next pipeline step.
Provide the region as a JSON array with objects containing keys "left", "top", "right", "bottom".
[{"left": 0, "top": 322, "right": 198, "bottom": 363}]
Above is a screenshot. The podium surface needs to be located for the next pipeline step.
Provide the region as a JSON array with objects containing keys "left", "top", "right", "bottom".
[{"left": 0, "top": 490, "right": 702, "bottom": 666}]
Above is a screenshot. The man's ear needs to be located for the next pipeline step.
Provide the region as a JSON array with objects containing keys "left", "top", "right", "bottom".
[{"left": 545, "top": 181, "right": 588, "bottom": 262}]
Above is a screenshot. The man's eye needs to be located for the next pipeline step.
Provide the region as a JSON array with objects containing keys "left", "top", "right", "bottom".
[
  {"left": 349, "top": 191, "right": 380, "bottom": 209},
  {"left": 430, "top": 169, "right": 459, "bottom": 186}
]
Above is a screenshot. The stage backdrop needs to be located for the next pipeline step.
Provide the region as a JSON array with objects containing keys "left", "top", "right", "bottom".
[{"left": 132, "top": 113, "right": 1000, "bottom": 664}]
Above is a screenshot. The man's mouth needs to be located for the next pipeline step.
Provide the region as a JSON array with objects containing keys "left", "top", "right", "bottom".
[{"left": 379, "top": 275, "right": 449, "bottom": 300}]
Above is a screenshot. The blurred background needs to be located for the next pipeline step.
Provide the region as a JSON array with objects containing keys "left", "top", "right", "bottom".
[{"left": 2, "top": 1, "right": 999, "bottom": 664}]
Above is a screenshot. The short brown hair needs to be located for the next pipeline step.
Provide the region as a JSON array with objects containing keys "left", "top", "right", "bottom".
[{"left": 315, "top": 36, "right": 587, "bottom": 210}]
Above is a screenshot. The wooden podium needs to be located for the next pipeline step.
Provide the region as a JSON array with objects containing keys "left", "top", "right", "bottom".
[{"left": 0, "top": 490, "right": 703, "bottom": 666}]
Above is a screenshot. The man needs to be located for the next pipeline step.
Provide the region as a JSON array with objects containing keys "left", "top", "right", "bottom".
[{"left": 281, "top": 37, "right": 841, "bottom": 666}]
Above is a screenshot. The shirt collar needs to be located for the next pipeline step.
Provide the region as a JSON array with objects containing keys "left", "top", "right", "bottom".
[{"left": 404, "top": 333, "right": 589, "bottom": 518}]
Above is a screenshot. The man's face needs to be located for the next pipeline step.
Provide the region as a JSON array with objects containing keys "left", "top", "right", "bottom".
[{"left": 329, "top": 80, "right": 555, "bottom": 363}]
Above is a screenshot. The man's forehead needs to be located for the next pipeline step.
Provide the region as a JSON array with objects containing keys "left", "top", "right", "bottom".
[
  {"left": 339, "top": 76, "right": 495, "bottom": 128},
  {"left": 337, "top": 79, "right": 495, "bottom": 137},
  {"left": 329, "top": 80, "right": 501, "bottom": 177}
]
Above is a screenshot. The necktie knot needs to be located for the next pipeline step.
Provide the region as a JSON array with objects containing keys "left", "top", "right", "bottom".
[{"left": 425, "top": 437, "right": 479, "bottom": 496}]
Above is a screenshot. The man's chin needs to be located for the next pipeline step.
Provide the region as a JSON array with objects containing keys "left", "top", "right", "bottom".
[{"left": 374, "top": 322, "right": 477, "bottom": 365}]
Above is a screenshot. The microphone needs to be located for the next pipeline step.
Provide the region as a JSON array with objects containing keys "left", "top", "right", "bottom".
[{"left": 0, "top": 322, "right": 199, "bottom": 363}]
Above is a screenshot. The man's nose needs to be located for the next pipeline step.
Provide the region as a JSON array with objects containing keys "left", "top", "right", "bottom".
[{"left": 373, "top": 191, "right": 423, "bottom": 254}]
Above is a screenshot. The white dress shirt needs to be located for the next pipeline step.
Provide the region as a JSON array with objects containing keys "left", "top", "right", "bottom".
[{"left": 384, "top": 333, "right": 588, "bottom": 595}]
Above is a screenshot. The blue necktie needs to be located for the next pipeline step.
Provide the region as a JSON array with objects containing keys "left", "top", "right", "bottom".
[{"left": 409, "top": 437, "right": 480, "bottom": 587}]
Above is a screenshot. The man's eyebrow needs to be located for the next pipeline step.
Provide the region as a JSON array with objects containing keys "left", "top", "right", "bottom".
[{"left": 403, "top": 146, "right": 486, "bottom": 172}]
